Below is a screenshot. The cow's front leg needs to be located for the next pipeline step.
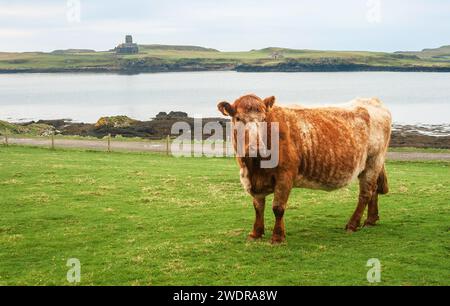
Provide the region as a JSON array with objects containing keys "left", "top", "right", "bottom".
[
  {"left": 271, "top": 176, "right": 293, "bottom": 244},
  {"left": 248, "top": 197, "right": 265, "bottom": 240}
]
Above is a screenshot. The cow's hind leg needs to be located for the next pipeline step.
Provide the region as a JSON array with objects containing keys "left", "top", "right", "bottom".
[
  {"left": 248, "top": 197, "right": 265, "bottom": 240},
  {"left": 364, "top": 165, "right": 389, "bottom": 227},
  {"left": 363, "top": 192, "right": 379, "bottom": 227},
  {"left": 346, "top": 167, "right": 379, "bottom": 232}
]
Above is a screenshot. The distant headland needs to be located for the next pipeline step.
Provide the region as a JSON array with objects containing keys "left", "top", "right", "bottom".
[{"left": 1, "top": 37, "right": 450, "bottom": 74}]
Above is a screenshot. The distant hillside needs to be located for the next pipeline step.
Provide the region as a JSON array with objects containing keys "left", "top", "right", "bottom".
[
  {"left": 1, "top": 44, "right": 450, "bottom": 73},
  {"left": 51, "top": 49, "right": 97, "bottom": 54},
  {"left": 395, "top": 45, "right": 450, "bottom": 61},
  {"left": 139, "top": 44, "right": 219, "bottom": 52}
]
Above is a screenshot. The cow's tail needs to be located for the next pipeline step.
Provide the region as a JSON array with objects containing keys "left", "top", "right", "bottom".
[{"left": 377, "top": 165, "right": 389, "bottom": 195}]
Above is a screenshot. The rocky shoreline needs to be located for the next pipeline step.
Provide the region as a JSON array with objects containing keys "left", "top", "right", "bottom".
[
  {"left": 390, "top": 124, "right": 450, "bottom": 148},
  {"left": 3, "top": 64, "right": 450, "bottom": 75},
  {"left": 1, "top": 115, "right": 449, "bottom": 149}
]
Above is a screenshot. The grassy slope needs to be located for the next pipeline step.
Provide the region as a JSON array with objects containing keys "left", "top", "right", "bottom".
[
  {"left": 1, "top": 45, "right": 450, "bottom": 72},
  {"left": 0, "top": 120, "right": 54, "bottom": 136},
  {"left": 0, "top": 51, "right": 116, "bottom": 70},
  {"left": 396, "top": 45, "right": 450, "bottom": 61},
  {"left": 0, "top": 146, "right": 448, "bottom": 286}
]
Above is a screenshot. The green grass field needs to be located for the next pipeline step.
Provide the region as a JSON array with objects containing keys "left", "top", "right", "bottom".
[{"left": 0, "top": 146, "right": 448, "bottom": 285}]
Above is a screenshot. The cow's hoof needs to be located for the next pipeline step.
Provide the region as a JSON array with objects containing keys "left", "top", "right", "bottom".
[
  {"left": 363, "top": 219, "right": 378, "bottom": 227},
  {"left": 345, "top": 223, "right": 359, "bottom": 233},
  {"left": 247, "top": 234, "right": 264, "bottom": 241},
  {"left": 271, "top": 236, "right": 286, "bottom": 244},
  {"left": 363, "top": 216, "right": 379, "bottom": 228}
]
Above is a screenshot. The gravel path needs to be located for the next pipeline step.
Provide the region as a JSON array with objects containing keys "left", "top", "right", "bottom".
[
  {"left": 3, "top": 136, "right": 450, "bottom": 161},
  {"left": 386, "top": 152, "right": 450, "bottom": 161}
]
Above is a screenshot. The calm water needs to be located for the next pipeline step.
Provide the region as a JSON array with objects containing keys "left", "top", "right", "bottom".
[{"left": 0, "top": 71, "right": 449, "bottom": 124}]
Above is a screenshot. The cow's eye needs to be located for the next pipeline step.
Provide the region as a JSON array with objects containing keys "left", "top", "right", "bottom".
[{"left": 235, "top": 117, "right": 241, "bottom": 122}]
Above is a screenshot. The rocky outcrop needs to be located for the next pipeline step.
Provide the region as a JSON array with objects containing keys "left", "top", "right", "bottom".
[
  {"left": 235, "top": 58, "right": 450, "bottom": 72},
  {"left": 0, "top": 120, "right": 55, "bottom": 136},
  {"left": 95, "top": 116, "right": 138, "bottom": 128},
  {"left": 155, "top": 111, "right": 188, "bottom": 120}
]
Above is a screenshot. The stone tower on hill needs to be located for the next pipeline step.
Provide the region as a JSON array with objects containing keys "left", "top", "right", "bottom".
[{"left": 115, "top": 35, "right": 139, "bottom": 54}]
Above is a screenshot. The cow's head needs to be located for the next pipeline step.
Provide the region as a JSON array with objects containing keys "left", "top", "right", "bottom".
[
  {"left": 217, "top": 94, "right": 275, "bottom": 122},
  {"left": 217, "top": 94, "right": 276, "bottom": 157}
]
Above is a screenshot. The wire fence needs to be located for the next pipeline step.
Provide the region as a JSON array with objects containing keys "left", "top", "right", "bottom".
[
  {"left": 2, "top": 134, "right": 450, "bottom": 161},
  {"left": 0, "top": 134, "right": 234, "bottom": 156}
]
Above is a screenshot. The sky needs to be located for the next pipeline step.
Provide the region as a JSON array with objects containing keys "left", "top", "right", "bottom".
[{"left": 0, "top": 0, "right": 449, "bottom": 52}]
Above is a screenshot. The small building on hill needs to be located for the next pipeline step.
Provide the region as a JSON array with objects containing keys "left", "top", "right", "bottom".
[
  {"left": 271, "top": 51, "right": 284, "bottom": 59},
  {"left": 115, "top": 35, "right": 139, "bottom": 54}
]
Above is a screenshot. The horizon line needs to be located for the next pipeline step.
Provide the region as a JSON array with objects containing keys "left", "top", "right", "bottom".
[{"left": 1, "top": 43, "right": 449, "bottom": 54}]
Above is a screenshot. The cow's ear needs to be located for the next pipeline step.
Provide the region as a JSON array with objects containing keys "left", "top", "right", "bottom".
[
  {"left": 217, "top": 101, "right": 235, "bottom": 117},
  {"left": 263, "top": 96, "right": 276, "bottom": 112}
]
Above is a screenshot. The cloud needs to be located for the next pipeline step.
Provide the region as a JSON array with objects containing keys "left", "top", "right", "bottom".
[
  {"left": 0, "top": 28, "right": 34, "bottom": 38},
  {"left": 0, "top": 0, "right": 449, "bottom": 52},
  {"left": 0, "top": 3, "right": 65, "bottom": 19},
  {"left": 68, "top": 20, "right": 184, "bottom": 35}
]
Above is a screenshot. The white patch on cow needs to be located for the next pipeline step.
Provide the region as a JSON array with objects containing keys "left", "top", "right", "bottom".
[
  {"left": 299, "top": 121, "right": 312, "bottom": 135},
  {"left": 240, "top": 166, "right": 252, "bottom": 194},
  {"left": 353, "top": 97, "right": 392, "bottom": 157},
  {"left": 348, "top": 154, "right": 368, "bottom": 184}
]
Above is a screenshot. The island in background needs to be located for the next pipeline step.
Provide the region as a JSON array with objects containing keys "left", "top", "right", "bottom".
[{"left": 1, "top": 36, "right": 450, "bottom": 73}]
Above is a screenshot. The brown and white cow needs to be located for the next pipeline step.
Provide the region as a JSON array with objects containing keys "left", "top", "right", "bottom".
[{"left": 218, "top": 94, "right": 392, "bottom": 244}]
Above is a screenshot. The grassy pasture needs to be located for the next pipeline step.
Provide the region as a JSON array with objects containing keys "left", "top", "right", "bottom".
[{"left": 0, "top": 146, "right": 448, "bottom": 285}]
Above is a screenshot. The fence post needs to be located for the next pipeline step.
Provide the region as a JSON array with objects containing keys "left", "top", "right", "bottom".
[
  {"left": 107, "top": 133, "right": 111, "bottom": 152},
  {"left": 51, "top": 133, "right": 55, "bottom": 150},
  {"left": 166, "top": 135, "right": 170, "bottom": 156},
  {"left": 3, "top": 130, "right": 9, "bottom": 146}
]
